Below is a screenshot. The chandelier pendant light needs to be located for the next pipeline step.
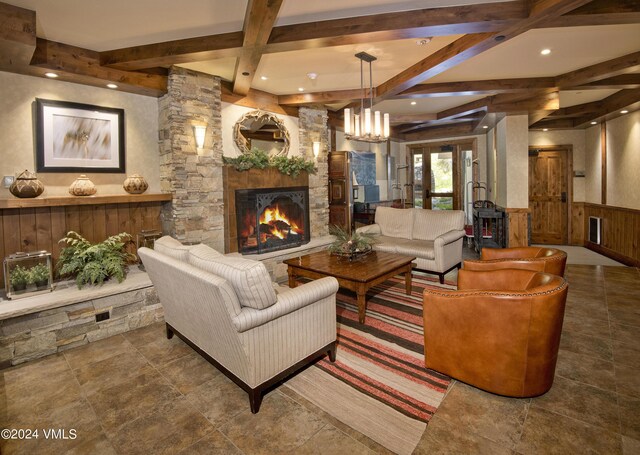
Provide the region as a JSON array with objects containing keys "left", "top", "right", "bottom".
[{"left": 344, "top": 52, "right": 390, "bottom": 143}]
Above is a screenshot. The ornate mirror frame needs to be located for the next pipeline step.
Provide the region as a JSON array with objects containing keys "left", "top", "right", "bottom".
[{"left": 233, "top": 110, "right": 290, "bottom": 157}]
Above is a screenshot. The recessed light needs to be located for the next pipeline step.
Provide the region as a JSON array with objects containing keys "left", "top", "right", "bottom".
[
  {"left": 298, "top": 87, "right": 304, "bottom": 92},
  {"left": 416, "top": 38, "right": 432, "bottom": 46},
  {"left": 540, "top": 49, "right": 551, "bottom": 55},
  {"left": 307, "top": 72, "right": 317, "bottom": 80},
  {"left": 260, "top": 76, "right": 268, "bottom": 81},
  {"left": 620, "top": 110, "right": 628, "bottom": 114},
  {"left": 591, "top": 121, "right": 597, "bottom": 125},
  {"left": 410, "top": 101, "right": 417, "bottom": 105},
  {"left": 106, "top": 83, "right": 118, "bottom": 89},
  {"left": 44, "top": 72, "right": 58, "bottom": 78},
  {"left": 482, "top": 125, "right": 488, "bottom": 129},
  {"left": 543, "top": 128, "right": 549, "bottom": 131}
]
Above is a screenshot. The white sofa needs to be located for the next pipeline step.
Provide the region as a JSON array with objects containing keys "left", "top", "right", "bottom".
[
  {"left": 357, "top": 207, "right": 465, "bottom": 283},
  {"left": 138, "top": 236, "right": 339, "bottom": 413}
]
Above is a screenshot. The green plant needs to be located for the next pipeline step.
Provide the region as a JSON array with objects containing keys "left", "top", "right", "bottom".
[
  {"left": 9, "top": 265, "right": 30, "bottom": 288},
  {"left": 57, "top": 231, "right": 136, "bottom": 289},
  {"left": 327, "top": 225, "right": 375, "bottom": 256},
  {"left": 29, "top": 263, "right": 50, "bottom": 285},
  {"left": 223, "top": 148, "right": 316, "bottom": 177}
]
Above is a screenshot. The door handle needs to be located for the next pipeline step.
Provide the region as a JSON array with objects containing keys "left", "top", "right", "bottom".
[{"left": 561, "top": 192, "right": 567, "bottom": 203}]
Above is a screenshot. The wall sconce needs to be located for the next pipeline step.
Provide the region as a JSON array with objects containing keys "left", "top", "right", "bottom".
[
  {"left": 193, "top": 125, "right": 206, "bottom": 150},
  {"left": 312, "top": 141, "right": 321, "bottom": 159}
]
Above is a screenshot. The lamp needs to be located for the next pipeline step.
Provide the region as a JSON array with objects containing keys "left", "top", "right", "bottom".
[
  {"left": 312, "top": 141, "right": 321, "bottom": 159},
  {"left": 194, "top": 125, "right": 206, "bottom": 149},
  {"left": 344, "top": 52, "right": 390, "bottom": 143}
]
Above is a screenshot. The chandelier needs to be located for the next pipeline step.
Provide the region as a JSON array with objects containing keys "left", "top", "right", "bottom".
[{"left": 344, "top": 52, "right": 390, "bottom": 143}]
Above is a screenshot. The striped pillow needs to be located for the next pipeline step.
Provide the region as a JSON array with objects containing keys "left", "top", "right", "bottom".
[
  {"left": 154, "top": 236, "right": 195, "bottom": 262},
  {"left": 188, "top": 246, "right": 277, "bottom": 310}
]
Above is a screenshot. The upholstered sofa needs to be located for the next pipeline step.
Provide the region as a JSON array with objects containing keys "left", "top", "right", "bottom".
[
  {"left": 356, "top": 207, "right": 465, "bottom": 283},
  {"left": 139, "top": 236, "right": 339, "bottom": 413}
]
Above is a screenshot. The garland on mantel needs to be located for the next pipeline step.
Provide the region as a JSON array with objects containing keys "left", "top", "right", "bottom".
[{"left": 223, "top": 148, "right": 316, "bottom": 177}]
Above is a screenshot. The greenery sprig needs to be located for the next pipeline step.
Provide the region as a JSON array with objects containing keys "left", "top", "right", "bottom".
[{"left": 223, "top": 148, "right": 316, "bottom": 177}]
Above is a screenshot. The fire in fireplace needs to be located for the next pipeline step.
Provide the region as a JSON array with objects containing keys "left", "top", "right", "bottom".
[{"left": 236, "top": 186, "right": 310, "bottom": 254}]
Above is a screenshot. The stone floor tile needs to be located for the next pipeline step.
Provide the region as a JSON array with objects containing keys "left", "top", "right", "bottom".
[
  {"left": 177, "top": 430, "right": 244, "bottom": 455},
  {"left": 555, "top": 349, "right": 617, "bottom": 392},
  {"left": 613, "top": 340, "right": 640, "bottom": 370},
  {"left": 63, "top": 334, "right": 133, "bottom": 369},
  {"left": 531, "top": 376, "right": 620, "bottom": 433},
  {"left": 65, "top": 433, "right": 118, "bottom": 455},
  {"left": 619, "top": 396, "right": 640, "bottom": 440},
  {"left": 561, "top": 314, "right": 611, "bottom": 339},
  {"left": 413, "top": 414, "right": 513, "bottom": 455},
  {"left": 293, "top": 424, "right": 375, "bottom": 455},
  {"left": 611, "top": 323, "right": 639, "bottom": 346},
  {"left": 622, "top": 436, "right": 640, "bottom": 455},
  {"left": 135, "top": 334, "right": 193, "bottom": 367},
  {"left": 516, "top": 407, "right": 623, "bottom": 455},
  {"left": 1, "top": 353, "right": 68, "bottom": 386},
  {"left": 559, "top": 330, "right": 613, "bottom": 361},
  {"left": 73, "top": 349, "right": 154, "bottom": 396},
  {"left": 86, "top": 370, "right": 181, "bottom": 435},
  {"left": 609, "top": 309, "right": 640, "bottom": 328},
  {"left": 607, "top": 295, "right": 640, "bottom": 314},
  {"left": 158, "top": 351, "right": 221, "bottom": 395},
  {"left": 218, "top": 391, "right": 326, "bottom": 454},
  {"left": 109, "top": 396, "right": 214, "bottom": 455},
  {"left": 426, "top": 382, "right": 529, "bottom": 449},
  {"left": 122, "top": 321, "right": 166, "bottom": 347},
  {"left": 185, "top": 374, "right": 249, "bottom": 426},
  {"left": 615, "top": 365, "right": 640, "bottom": 399}
]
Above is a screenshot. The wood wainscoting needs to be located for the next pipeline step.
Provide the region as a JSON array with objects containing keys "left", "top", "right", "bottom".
[
  {"left": 0, "top": 194, "right": 171, "bottom": 288},
  {"left": 582, "top": 203, "right": 640, "bottom": 267},
  {"left": 506, "top": 208, "right": 530, "bottom": 248}
]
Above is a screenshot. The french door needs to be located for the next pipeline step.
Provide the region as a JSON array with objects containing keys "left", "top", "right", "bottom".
[{"left": 410, "top": 144, "right": 462, "bottom": 210}]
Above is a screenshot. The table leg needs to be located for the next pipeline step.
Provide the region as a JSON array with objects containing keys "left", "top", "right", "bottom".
[
  {"left": 288, "top": 268, "right": 298, "bottom": 288},
  {"left": 356, "top": 284, "right": 367, "bottom": 323},
  {"left": 405, "top": 268, "right": 412, "bottom": 295}
]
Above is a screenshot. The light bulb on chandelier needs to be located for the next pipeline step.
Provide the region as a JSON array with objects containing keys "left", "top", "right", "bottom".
[{"left": 343, "top": 52, "right": 390, "bottom": 143}]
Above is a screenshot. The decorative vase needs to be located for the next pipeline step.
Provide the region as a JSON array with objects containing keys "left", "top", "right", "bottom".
[
  {"left": 9, "top": 170, "right": 44, "bottom": 198},
  {"left": 69, "top": 175, "right": 97, "bottom": 196},
  {"left": 123, "top": 174, "right": 148, "bottom": 194}
]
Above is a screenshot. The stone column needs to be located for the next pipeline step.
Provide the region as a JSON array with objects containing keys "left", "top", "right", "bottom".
[
  {"left": 299, "top": 107, "right": 329, "bottom": 238},
  {"left": 158, "top": 67, "right": 224, "bottom": 250}
]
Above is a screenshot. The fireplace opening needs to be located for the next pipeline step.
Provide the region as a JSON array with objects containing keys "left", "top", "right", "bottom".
[{"left": 236, "top": 186, "right": 310, "bottom": 254}]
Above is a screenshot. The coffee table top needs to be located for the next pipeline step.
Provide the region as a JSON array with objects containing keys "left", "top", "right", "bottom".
[{"left": 283, "top": 250, "right": 415, "bottom": 283}]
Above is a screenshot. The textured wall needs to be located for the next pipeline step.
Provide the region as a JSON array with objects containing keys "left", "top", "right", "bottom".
[
  {"left": 0, "top": 71, "right": 159, "bottom": 197},
  {"left": 584, "top": 125, "right": 602, "bottom": 205},
  {"left": 605, "top": 110, "right": 640, "bottom": 210}
]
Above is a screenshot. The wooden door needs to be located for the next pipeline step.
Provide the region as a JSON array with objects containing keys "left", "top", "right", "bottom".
[
  {"left": 328, "top": 151, "right": 351, "bottom": 231},
  {"left": 529, "top": 150, "right": 568, "bottom": 244}
]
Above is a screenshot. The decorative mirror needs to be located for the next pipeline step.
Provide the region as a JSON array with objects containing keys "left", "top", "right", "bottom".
[{"left": 233, "top": 110, "right": 290, "bottom": 157}]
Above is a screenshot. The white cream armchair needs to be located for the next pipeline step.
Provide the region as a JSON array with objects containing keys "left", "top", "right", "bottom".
[{"left": 139, "top": 237, "right": 338, "bottom": 413}]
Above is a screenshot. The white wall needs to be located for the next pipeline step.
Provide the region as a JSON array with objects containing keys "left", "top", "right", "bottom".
[
  {"left": 584, "top": 125, "right": 602, "bottom": 204},
  {"left": 605, "top": 110, "right": 640, "bottom": 209},
  {"left": 0, "top": 71, "right": 159, "bottom": 197},
  {"left": 220, "top": 102, "right": 299, "bottom": 158},
  {"left": 494, "top": 115, "right": 528, "bottom": 208}
]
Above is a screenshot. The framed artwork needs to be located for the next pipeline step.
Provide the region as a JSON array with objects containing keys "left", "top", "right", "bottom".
[{"left": 35, "top": 98, "right": 125, "bottom": 173}]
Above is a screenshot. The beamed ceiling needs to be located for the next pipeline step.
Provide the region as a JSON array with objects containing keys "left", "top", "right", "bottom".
[{"left": 1, "top": 0, "right": 639, "bottom": 141}]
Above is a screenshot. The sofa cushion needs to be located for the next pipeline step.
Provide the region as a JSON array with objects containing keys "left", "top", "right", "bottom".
[
  {"left": 188, "top": 245, "right": 277, "bottom": 310},
  {"left": 412, "top": 209, "right": 465, "bottom": 241},
  {"left": 393, "top": 239, "right": 435, "bottom": 260},
  {"left": 374, "top": 207, "right": 413, "bottom": 239},
  {"left": 154, "top": 236, "right": 195, "bottom": 262}
]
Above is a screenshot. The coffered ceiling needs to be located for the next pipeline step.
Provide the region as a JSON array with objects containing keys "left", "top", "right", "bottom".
[{"left": 1, "top": 0, "right": 639, "bottom": 141}]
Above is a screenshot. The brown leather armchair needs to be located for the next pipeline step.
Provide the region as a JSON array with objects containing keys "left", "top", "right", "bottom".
[
  {"left": 423, "top": 269, "right": 568, "bottom": 397},
  {"left": 463, "top": 246, "right": 567, "bottom": 276}
]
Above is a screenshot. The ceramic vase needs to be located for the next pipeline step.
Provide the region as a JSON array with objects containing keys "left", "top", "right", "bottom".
[
  {"left": 123, "top": 174, "right": 148, "bottom": 194},
  {"left": 9, "top": 170, "right": 44, "bottom": 198},
  {"left": 69, "top": 175, "right": 97, "bottom": 196}
]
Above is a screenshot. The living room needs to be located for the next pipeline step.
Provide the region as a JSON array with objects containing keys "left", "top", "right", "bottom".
[{"left": 0, "top": 1, "right": 639, "bottom": 454}]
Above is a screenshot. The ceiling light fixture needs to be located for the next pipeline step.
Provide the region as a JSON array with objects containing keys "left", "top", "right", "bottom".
[
  {"left": 540, "top": 49, "right": 551, "bottom": 55},
  {"left": 260, "top": 76, "right": 268, "bottom": 80},
  {"left": 106, "top": 83, "right": 118, "bottom": 89},
  {"left": 298, "top": 87, "right": 304, "bottom": 92},
  {"left": 620, "top": 110, "right": 628, "bottom": 114},
  {"left": 543, "top": 128, "right": 549, "bottom": 131},
  {"left": 44, "top": 72, "right": 58, "bottom": 78},
  {"left": 307, "top": 72, "right": 317, "bottom": 80},
  {"left": 416, "top": 38, "right": 432, "bottom": 46},
  {"left": 410, "top": 101, "right": 417, "bottom": 106},
  {"left": 343, "top": 52, "right": 389, "bottom": 143},
  {"left": 591, "top": 121, "right": 597, "bottom": 125},
  {"left": 482, "top": 125, "right": 489, "bottom": 129}
]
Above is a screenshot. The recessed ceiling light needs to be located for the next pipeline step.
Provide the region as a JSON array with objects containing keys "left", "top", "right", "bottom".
[
  {"left": 620, "top": 110, "right": 628, "bottom": 114},
  {"left": 416, "top": 38, "right": 432, "bottom": 46},
  {"left": 106, "top": 83, "right": 118, "bottom": 89},
  {"left": 298, "top": 87, "right": 304, "bottom": 92},
  {"left": 591, "top": 121, "right": 597, "bottom": 125},
  {"left": 307, "top": 72, "right": 317, "bottom": 80},
  {"left": 260, "top": 76, "right": 268, "bottom": 80},
  {"left": 540, "top": 49, "right": 551, "bottom": 55},
  {"left": 482, "top": 125, "right": 488, "bottom": 129},
  {"left": 410, "top": 101, "right": 417, "bottom": 105},
  {"left": 543, "top": 128, "right": 549, "bottom": 132},
  {"left": 44, "top": 72, "right": 58, "bottom": 78}
]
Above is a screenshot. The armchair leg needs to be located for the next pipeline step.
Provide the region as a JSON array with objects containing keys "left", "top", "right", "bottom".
[
  {"left": 249, "top": 388, "right": 263, "bottom": 414},
  {"left": 166, "top": 324, "right": 174, "bottom": 340},
  {"left": 328, "top": 341, "right": 337, "bottom": 362},
  {"left": 438, "top": 273, "right": 445, "bottom": 284}
]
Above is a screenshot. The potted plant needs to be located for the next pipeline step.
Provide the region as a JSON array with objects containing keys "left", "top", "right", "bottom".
[
  {"left": 57, "top": 231, "right": 136, "bottom": 289},
  {"left": 9, "top": 265, "right": 30, "bottom": 293},
  {"left": 29, "top": 263, "right": 50, "bottom": 289},
  {"left": 328, "top": 225, "right": 375, "bottom": 260}
]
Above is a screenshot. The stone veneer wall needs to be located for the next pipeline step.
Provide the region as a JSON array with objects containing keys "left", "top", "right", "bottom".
[{"left": 158, "top": 67, "right": 225, "bottom": 251}]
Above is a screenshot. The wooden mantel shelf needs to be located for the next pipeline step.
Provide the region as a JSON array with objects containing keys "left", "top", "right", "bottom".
[{"left": 0, "top": 193, "right": 172, "bottom": 209}]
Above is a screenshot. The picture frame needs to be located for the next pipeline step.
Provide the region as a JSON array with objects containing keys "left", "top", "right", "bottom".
[{"left": 35, "top": 98, "right": 125, "bottom": 173}]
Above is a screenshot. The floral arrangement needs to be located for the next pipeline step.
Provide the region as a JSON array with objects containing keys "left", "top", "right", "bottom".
[
  {"left": 328, "top": 225, "right": 375, "bottom": 259},
  {"left": 223, "top": 148, "right": 316, "bottom": 177}
]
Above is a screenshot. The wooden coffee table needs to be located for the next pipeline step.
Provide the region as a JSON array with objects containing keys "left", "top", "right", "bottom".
[{"left": 284, "top": 250, "right": 415, "bottom": 323}]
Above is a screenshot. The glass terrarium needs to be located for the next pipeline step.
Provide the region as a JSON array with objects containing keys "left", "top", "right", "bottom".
[{"left": 3, "top": 251, "right": 54, "bottom": 300}]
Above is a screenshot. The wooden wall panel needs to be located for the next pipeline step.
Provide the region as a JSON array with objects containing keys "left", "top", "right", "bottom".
[
  {"left": 583, "top": 203, "right": 640, "bottom": 267},
  {"left": 0, "top": 200, "right": 168, "bottom": 288},
  {"left": 506, "top": 209, "right": 529, "bottom": 248},
  {"left": 570, "top": 202, "right": 584, "bottom": 245}
]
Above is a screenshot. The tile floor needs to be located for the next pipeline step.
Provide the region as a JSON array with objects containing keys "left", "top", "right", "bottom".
[{"left": 0, "top": 264, "right": 638, "bottom": 454}]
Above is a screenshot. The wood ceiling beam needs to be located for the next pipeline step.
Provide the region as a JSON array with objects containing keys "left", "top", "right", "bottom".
[
  {"left": 375, "top": 0, "right": 594, "bottom": 100},
  {"left": 396, "top": 78, "right": 557, "bottom": 98},
  {"left": 555, "top": 51, "right": 640, "bottom": 87},
  {"left": 400, "top": 123, "right": 476, "bottom": 141},
  {"left": 487, "top": 90, "right": 560, "bottom": 113},
  {"left": 221, "top": 81, "right": 298, "bottom": 117},
  {"left": 546, "top": 0, "right": 640, "bottom": 26},
  {"left": 390, "top": 114, "right": 438, "bottom": 125},
  {"left": 232, "top": 0, "right": 283, "bottom": 96},
  {"left": 573, "top": 88, "right": 640, "bottom": 127},
  {"left": 438, "top": 98, "right": 490, "bottom": 120},
  {"left": 278, "top": 89, "right": 370, "bottom": 106},
  {"left": 0, "top": 1, "right": 35, "bottom": 70},
  {"left": 576, "top": 74, "right": 640, "bottom": 90},
  {"left": 397, "top": 116, "right": 480, "bottom": 134},
  {"left": 30, "top": 38, "right": 167, "bottom": 97}
]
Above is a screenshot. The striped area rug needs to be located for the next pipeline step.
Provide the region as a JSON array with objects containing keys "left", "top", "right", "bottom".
[{"left": 285, "top": 274, "right": 455, "bottom": 455}]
